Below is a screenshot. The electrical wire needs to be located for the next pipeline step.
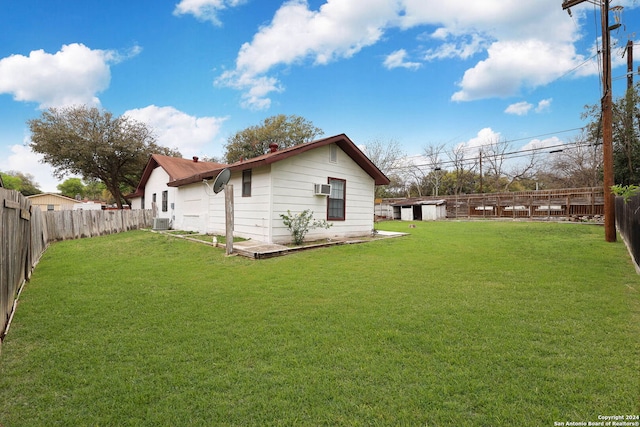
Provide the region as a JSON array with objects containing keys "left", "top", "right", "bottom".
[{"left": 390, "top": 137, "right": 600, "bottom": 172}]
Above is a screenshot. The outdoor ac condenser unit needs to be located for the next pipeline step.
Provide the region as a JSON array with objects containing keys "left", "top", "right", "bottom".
[
  {"left": 314, "top": 183, "right": 332, "bottom": 196},
  {"left": 153, "top": 217, "right": 170, "bottom": 230}
]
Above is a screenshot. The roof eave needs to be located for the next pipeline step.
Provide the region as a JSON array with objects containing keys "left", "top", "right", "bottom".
[{"left": 168, "top": 133, "right": 390, "bottom": 187}]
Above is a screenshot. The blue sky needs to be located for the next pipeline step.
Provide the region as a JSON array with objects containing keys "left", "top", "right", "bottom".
[{"left": 0, "top": 0, "right": 638, "bottom": 191}]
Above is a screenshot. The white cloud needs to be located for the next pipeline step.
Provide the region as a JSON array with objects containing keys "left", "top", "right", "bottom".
[
  {"left": 536, "top": 98, "right": 552, "bottom": 113},
  {"left": 450, "top": 127, "right": 503, "bottom": 159},
  {"left": 216, "top": 0, "right": 399, "bottom": 109},
  {"left": 383, "top": 49, "right": 421, "bottom": 70},
  {"left": 451, "top": 39, "right": 580, "bottom": 101},
  {"left": 216, "top": 0, "right": 625, "bottom": 108},
  {"left": 520, "top": 136, "right": 562, "bottom": 152},
  {"left": 173, "top": 0, "right": 247, "bottom": 25},
  {"left": 463, "top": 127, "right": 502, "bottom": 150},
  {"left": 124, "top": 105, "right": 228, "bottom": 157},
  {"left": 0, "top": 43, "right": 138, "bottom": 109},
  {"left": 0, "top": 141, "right": 62, "bottom": 193},
  {"left": 505, "top": 102, "right": 533, "bottom": 116},
  {"left": 505, "top": 98, "right": 553, "bottom": 116},
  {"left": 423, "top": 33, "right": 488, "bottom": 61}
]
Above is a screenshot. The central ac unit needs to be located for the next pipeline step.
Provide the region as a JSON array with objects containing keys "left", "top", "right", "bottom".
[
  {"left": 153, "top": 217, "right": 170, "bottom": 230},
  {"left": 314, "top": 183, "right": 332, "bottom": 196}
]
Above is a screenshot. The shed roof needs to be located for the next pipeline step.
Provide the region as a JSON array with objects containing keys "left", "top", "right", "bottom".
[
  {"left": 392, "top": 199, "right": 446, "bottom": 207},
  {"left": 168, "top": 134, "right": 390, "bottom": 187}
]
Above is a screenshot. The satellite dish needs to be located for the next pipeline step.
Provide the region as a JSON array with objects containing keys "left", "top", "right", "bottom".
[{"left": 212, "top": 168, "right": 231, "bottom": 194}]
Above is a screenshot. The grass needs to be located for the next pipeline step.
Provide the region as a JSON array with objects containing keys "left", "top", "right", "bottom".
[{"left": 0, "top": 221, "right": 638, "bottom": 426}]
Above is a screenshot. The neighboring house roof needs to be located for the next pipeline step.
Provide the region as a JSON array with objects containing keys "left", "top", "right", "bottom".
[
  {"left": 129, "top": 155, "right": 227, "bottom": 198},
  {"left": 27, "top": 193, "right": 80, "bottom": 203},
  {"left": 168, "top": 134, "right": 390, "bottom": 187}
]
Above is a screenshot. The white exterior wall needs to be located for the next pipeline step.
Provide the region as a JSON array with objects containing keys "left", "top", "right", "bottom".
[
  {"left": 173, "top": 184, "right": 210, "bottom": 232},
  {"left": 144, "top": 167, "right": 177, "bottom": 223},
  {"left": 204, "top": 166, "right": 274, "bottom": 241},
  {"left": 130, "top": 197, "right": 142, "bottom": 210}
]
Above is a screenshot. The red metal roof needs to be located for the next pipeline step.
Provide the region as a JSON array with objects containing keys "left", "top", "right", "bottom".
[
  {"left": 128, "top": 154, "right": 228, "bottom": 198},
  {"left": 167, "top": 134, "right": 390, "bottom": 187}
]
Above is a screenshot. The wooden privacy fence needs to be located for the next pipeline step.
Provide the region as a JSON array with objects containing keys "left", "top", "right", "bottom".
[
  {"left": 0, "top": 188, "right": 42, "bottom": 348},
  {"left": 615, "top": 195, "right": 640, "bottom": 272},
  {"left": 382, "top": 187, "right": 604, "bottom": 220},
  {"left": 1, "top": 188, "right": 153, "bottom": 346},
  {"left": 42, "top": 208, "right": 154, "bottom": 241}
]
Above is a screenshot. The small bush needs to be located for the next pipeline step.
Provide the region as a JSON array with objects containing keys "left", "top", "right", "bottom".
[{"left": 280, "top": 209, "right": 331, "bottom": 245}]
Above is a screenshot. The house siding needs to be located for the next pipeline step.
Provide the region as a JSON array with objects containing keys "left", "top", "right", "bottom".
[
  {"left": 173, "top": 184, "right": 209, "bottom": 232},
  {"left": 27, "top": 194, "right": 80, "bottom": 211},
  {"left": 199, "top": 166, "right": 273, "bottom": 241},
  {"left": 269, "top": 144, "right": 375, "bottom": 243},
  {"left": 144, "top": 167, "right": 176, "bottom": 221}
]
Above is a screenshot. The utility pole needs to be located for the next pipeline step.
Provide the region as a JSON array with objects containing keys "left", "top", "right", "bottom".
[
  {"left": 478, "top": 149, "right": 483, "bottom": 193},
  {"left": 562, "top": 0, "right": 616, "bottom": 242},
  {"left": 627, "top": 40, "right": 634, "bottom": 90}
]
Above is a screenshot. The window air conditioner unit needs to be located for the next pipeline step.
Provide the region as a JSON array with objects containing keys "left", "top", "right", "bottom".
[
  {"left": 314, "top": 183, "right": 332, "bottom": 196},
  {"left": 153, "top": 217, "right": 170, "bottom": 230}
]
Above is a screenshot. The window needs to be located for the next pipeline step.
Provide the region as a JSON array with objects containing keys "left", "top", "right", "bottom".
[
  {"left": 327, "top": 178, "right": 345, "bottom": 221},
  {"left": 47, "top": 204, "right": 55, "bottom": 211},
  {"left": 152, "top": 193, "right": 157, "bottom": 203},
  {"left": 141, "top": 196, "right": 145, "bottom": 210},
  {"left": 162, "top": 191, "right": 168, "bottom": 212},
  {"left": 329, "top": 144, "right": 337, "bottom": 163},
  {"left": 242, "top": 169, "right": 252, "bottom": 197}
]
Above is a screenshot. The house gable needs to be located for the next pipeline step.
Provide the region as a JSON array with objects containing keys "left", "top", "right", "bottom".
[
  {"left": 27, "top": 193, "right": 80, "bottom": 211},
  {"left": 130, "top": 155, "right": 226, "bottom": 198}
]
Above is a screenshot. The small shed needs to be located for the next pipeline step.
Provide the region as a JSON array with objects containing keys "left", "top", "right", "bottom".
[{"left": 393, "top": 199, "right": 447, "bottom": 221}]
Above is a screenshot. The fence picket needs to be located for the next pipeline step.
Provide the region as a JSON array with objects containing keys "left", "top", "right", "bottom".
[{"left": 1, "top": 188, "right": 153, "bottom": 345}]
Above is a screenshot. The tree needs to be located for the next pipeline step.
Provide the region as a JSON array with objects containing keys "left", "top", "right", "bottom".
[
  {"left": 57, "top": 177, "right": 85, "bottom": 199},
  {"left": 224, "top": 114, "right": 323, "bottom": 163},
  {"left": 28, "top": 106, "right": 180, "bottom": 208},
  {"left": 541, "top": 134, "right": 602, "bottom": 189},
  {"left": 612, "top": 83, "right": 640, "bottom": 185},
  {"left": 423, "top": 143, "right": 446, "bottom": 196},
  {"left": 362, "top": 138, "right": 406, "bottom": 198},
  {"left": 0, "top": 170, "right": 41, "bottom": 196},
  {"left": 83, "top": 179, "right": 107, "bottom": 201},
  {"left": 481, "top": 137, "right": 539, "bottom": 192},
  {"left": 580, "top": 83, "right": 640, "bottom": 186},
  {"left": 447, "top": 144, "right": 478, "bottom": 195}
]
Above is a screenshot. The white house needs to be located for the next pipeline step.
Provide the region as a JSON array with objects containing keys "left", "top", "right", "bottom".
[
  {"left": 130, "top": 134, "right": 389, "bottom": 244},
  {"left": 128, "top": 155, "right": 227, "bottom": 224}
]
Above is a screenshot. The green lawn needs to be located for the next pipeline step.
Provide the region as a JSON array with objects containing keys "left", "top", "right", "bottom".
[{"left": 0, "top": 221, "right": 638, "bottom": 426}]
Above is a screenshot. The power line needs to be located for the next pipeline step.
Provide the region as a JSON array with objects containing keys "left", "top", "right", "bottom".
[
  {"left": 391, "top": 137, "right": 599, "bottom": 172},
  {"left": 416, "top": 126, "right": 587, "bottom": 161}
]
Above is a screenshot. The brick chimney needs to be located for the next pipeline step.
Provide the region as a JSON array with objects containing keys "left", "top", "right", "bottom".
[
  {"left": 269, "top": 143, "right": 278, "bottom": 153},
  {"left": 192, "top": 156, "right": 199, "bottom": 162}
]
